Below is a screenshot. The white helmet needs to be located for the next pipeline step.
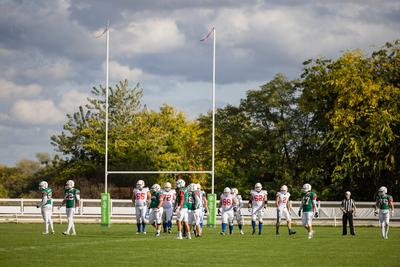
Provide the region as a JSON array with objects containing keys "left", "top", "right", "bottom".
[
  {"left": 39, "top": 181, "right": 48, "bottom": 190},
  {"left": 255, "top": 183, "right": 262, "bottom": 192},
  {"left": 280, "top": 185, "right": 288, "bottom": 193},
  {"left": 196, "top": 183, "right": 201, "bottom": 190},
  {"left": 65, "top": 180, "right": 75, "bottom": 189},
  {"left": 151, "top": 184, "right": 161, "bottom": 192},
  {"left": 378, "top": 186, "right": 387, "bottom": 195},
  {"left": 189, "top": 183, "right": 197, "bottom": 192},
  {"left": 302, "top": 183, "right": 311, "bottom": 193},
  {"left": 164, "top": 182, "right": 172, "bottom": 192},
  {"left": 232, "top": 188, "right": 238, "bottom": 195},
  {"left": 223, "top": 187, "right": 231, "bottom": 195},
  {"left": 176, "top": 179, "right": 185, "bottom": 189},
  {"left": 136, "top": 180, "right": 145, "bottom": 189}
]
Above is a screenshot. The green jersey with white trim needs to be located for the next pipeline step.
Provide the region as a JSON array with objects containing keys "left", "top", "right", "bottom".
[
  {"left": 176, "top": 187, "right": 189, "bottom": 209},
  {"left": 41, "top": 188, "right": 52, "bottom": 206},
  {"left": 301, "top": 191, "right": 317, "bottom": 212},
  {"left": 64, "top": 188, "right": 80, "bottom": 208},
  {"left": 150, "top": 191, "right": 163, "bottom": 208},
  {"left": 376, "top": 194, "right": 393, "bottom": 210}
]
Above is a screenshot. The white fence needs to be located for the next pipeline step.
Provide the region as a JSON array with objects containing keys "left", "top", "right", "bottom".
[{"left": 0, "top": 198, "right": 399, "bottom": 226}]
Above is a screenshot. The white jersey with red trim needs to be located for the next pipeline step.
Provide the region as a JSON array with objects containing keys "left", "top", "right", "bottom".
[
  {"left": 161, "top": 189, "right": 176, "bottom": 209},
  {"left": 276, "top": 192, "right": 290, "bottom": 209},
  {"left": 220, "top": 193, "right": 234, "bottom": 212},
  {"left": 250, "top": 190, "right": 268, "bottom": 208},
  {"left": 133, "top": 188, "right": 149, "bottom": 207}
]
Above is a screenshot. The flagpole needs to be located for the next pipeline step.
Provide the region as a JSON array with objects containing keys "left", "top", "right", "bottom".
[
  {"left": 211, "top": 28, "right": 216, "bottom": 194},
  {"left": 105, "top": 23, "right": 109, "bottom": 194}
]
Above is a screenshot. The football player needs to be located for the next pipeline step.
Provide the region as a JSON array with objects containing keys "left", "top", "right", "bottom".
[
  {"left": 197, "top": 183, "right": 208, "bottom": 229},
  {"left": 162, "top": 182, "right": 175, "bottom": 233},
  {"left": 189, "top": 183, "right": 203, "bottom": 237},
  {"left": 132, "top": 180, "right": 151, "bottom": 234},
  {"left": 248, "top": 183, "right": 268, "bottom": 235},
  {"left": 374, "top": 186, "right": 394, "bottom": 239},
  {"left": 219, "top": 187, "right": 237, "bottom": 235},
  {"left": 232, "top": 188, "right": 244, "bottom": 235},
  {"left": 174, "top": 178, "right": 191, "bottom": 239},
  {"left": 149, "top": 184, "right": 164, "bottom": 237},
  {"left": 276, "top": 185, "right": 296, "bottom": 235},
  {"left": 61, "top": 180, "right": 80, "bottom": 235},
  {"left": 298, "top": 183, "right": 318, "bottom": 239},
  {"left": 37, "top": 181, "right": 55, "bottom": 234}
]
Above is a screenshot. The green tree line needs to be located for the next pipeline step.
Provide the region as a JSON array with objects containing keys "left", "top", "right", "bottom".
[{"left": 1, "top": 40, "right": 399, "bottom": 200}]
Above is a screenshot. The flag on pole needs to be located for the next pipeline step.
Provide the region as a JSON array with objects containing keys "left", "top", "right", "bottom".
[
  {"left": 95, "top": 27, "right": 108, "bottom": 38},
  {"left": 200, "top": 27, "right": 215, "bottom": 42}
]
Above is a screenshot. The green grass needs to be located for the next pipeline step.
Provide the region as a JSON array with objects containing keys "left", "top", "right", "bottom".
[{"left": 0, "top": 224, "right": 399, "bottom": 267}]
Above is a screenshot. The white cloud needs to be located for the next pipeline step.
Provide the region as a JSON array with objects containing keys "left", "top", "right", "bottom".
[
  {"left": 111, "top": 18, "right": 185, "bottom": 54},
  {"left": 24, "top": 59, "right": 72, "bottom": 80},
  {"left": 105, "top": 60, "right": 145, "bottom": 83},
  {"left": 0, "top": 79, "right": 42, "bottom": 99},
  {"left": 11, "top": 99, "right": 65, "bottom": 125},
  {"left": 10, "top": 90, "right": 89, "bottom": 125}
]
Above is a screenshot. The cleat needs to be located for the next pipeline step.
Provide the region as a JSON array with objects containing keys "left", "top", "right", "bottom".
[
  {"left": 240, "top": 230, "right": 244, "bottom": 235},
  {"left": 168, "top": 229, "right": 172, "bottom": 234},
  {"left": 71, "top": 232, "right": 76, "bottom": 236},
  {"left": 143, "top": 232, "right": 146, "bottom": 235},
  {"left": 42, "top": 232, "right": 49, "bottom": 235},
  {"left": 51, "top": 231, "right": 55, "bottom": 235},
  {"left": 289, "top": 230, "right": 296, "bottom": 235},
  {"left": 155, "top": 232, "right": 160, "bottom": 237},
  {"left": 252, "top": 230, "right": 256, "bottom": 235},
  {"left": 276, "top": 231, "right": 280, "bottom": 236},
  {"left": 176, "top": 235, "right": 183, "bottom": 240},
  {"left": 62, "top": 231, "right": 69, "bottom": 235},
  {"left": 258, "top": 232, "right": 262, "bottom": 235},
  {"left": 220, "top": 232, "right": 226, "bottom": 236},
  {"left": 136, "top": 232, "right": 141, "bottom": 235},
  {"left": 186, "top": 235, "right": 191, "bottom": 240}
]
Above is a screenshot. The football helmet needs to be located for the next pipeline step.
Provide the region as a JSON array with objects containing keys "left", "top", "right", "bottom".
[
  {"left": 39, "top": 181, "right": 48, "bottom": 190},
  {"left": 151, "top": 184, "right": 161, "bottom": 192},
  {"left": 65, "top": 180, "right": 75, "bottom": 189},
  {"left": 232, "top": 188, "right": 238, "bottom": 195},
  {"left": 196, "top": 183, "right": 201, "bottom": 190},
  {"left": 223, "top": 187, "right": 231, "bottom": 196},
  {"left": 302, "top": 183, "right": 311, "bottom": 193},
  {"left": 136, "top": 180, "right": 145, "bottom": 189},
  {"left": 255, "top": 183, "right": 262, "bottom": 192},
  {"left": 378, "top": 186, "right": 387, "bottom": 195},
  {"left": 164, "top": 182, "right": 172, "bottom": 192},
  {"left": 280, "top": 185, "right": 288, "bottom": 193},
  {"left": 176, "top": 179, "right": 185, "bottom": 189}
]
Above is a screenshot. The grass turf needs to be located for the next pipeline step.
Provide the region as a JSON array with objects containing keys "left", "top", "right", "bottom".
[{"left": 0, "top": 223, "right": 399, "bottom": 267}]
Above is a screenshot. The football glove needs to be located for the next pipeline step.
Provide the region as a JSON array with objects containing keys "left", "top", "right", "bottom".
[
  {"left": 314, "top": 211, "right": 319, "bottom": 218},
  {"left": 233, "top": 207, "right": 237, "bottom": 212},
  {"left": 298, "top": 209, "right": 302, "bottom": 217},
  {"left": 204, "top": 208, "right": 208, "bottom": 214},
  {"left": 374, "top": 210, "right": 378, "bottom": 216},
  {"left": 248, "top": 207, "right": 252, "bottom": 213},
  {"left": 175, "top": 207, "right": 181, "bottom": 213},
  {"left": 36, "top": 205, "right": 40, "bottom": 208},
  {"left": 217, "top": 209, "right": 221, "bottom": 215}
]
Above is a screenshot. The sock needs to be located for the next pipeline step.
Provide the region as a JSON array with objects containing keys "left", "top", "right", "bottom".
[
  {"left": 178, "top": 231, "right": 182, "bottom": 237},
  {"left": 238, "top": 224, "right": 243, "bottom": 230},
  {"left": 71, "top": 223, "right": 76, "bottom": 234},
  {"left": 229, "top": 224, "right": 234, "bottom": 234},
  {"left": 288, "top": 228, "right": 291, "bottom": 233},
  {"left": 142, "top": 222, "right": 146, "bottom": 232},
  {"left": 259, "top": 223, "right": 263, "bottom": 233},
  {"left": 381, "top": 225, "right": 385, "bottom": 238},
  {"left": 221, "top": 223, "right": 227, "bottom": 233},
  {"left": 200, "top": 222, "right": 203, "bottom": 228},
  {"left": 49, "top": 219, "right": 54, "bottom": 232},
  {"left": 163, "top": 222, "right": 167, "bottom": 231},
  {"left": 251, "top": 221, "right": 256, "bottom": 231},
  {"left": 385, "top": 224, "right": 389, "bottom": 238},
  {"left": 168, "top": 221, "right": 172, "bottom": 229},
  {"left": 137, "top": 223, "right": 141, "bottom": 232}
]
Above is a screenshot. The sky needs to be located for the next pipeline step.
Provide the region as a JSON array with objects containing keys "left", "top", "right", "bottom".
[{"left": 0, "top": 0, "right": 399, "bottom": 166}]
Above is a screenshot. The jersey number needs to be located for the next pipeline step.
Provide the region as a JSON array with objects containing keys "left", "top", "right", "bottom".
[
  {"left": 136, "top": 193, "right": 146, "bottom": 200},
  {"left": 67, "top": 193, "right": 74, "bottom": 200},
  {"left": 164, "top": 195, "right": 172, "bottom": 201},
  {"left": 222, "top": 199, "right": 232, "bottom": 206},
  {"left": 254, "top": 195, "right": 264, "bottom": 201}
]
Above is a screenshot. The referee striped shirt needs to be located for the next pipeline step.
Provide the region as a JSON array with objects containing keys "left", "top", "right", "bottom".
[{"left": 341, "top": 199, "right": 356, "bottom": 213}]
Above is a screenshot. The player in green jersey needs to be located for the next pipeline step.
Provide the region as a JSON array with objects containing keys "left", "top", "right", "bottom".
[
  {"left": 298, "top": 183, "right": 318, "bottom": 239},
  {"left": 37, "top": 181, "right": 55, "bottom": 234},
  {"left": 174, "top": 178, "right": 191, "bottom": 239},
  {"left": 60, "top": 180, "right": 80, "bottom": 235},
  {"left": 374, "top": 186, "right": 395, "bottom": 239},
  {"left": 149, "top": 184, "right": 164, "bottom": 237}
]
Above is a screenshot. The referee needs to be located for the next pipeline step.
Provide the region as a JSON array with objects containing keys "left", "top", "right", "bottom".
[{"left": 340, "top": 191, "right": 356, "bottom": 236}]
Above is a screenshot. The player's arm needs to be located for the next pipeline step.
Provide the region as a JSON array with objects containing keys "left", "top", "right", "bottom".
[
  {"left": 264, "top": 192, "right": 268, "bottom": 209},
  {"left": 248, "top": 194, "right": 252, "bottom": 211},
  {"left": 298, "top": 197, "right": 303, "bottom": 216},
  {"left": 203, "top": 196, "right": 208, "bottom": 213},
  {"left": 374, "top": 198, "right": 380, "bottom": 215},
  {"left": 275, "top": 194, "right": 279, "bottom": 208},
  {"left": 312, "top": 194, "right": 318, "bottom": 217},
  {"left": 352, "top": 200, "right": 356, "bottom": 215},
  {"left": 390, "top": 196, "right": 394, "bottom": 216},
  {"left": 177, "top": 190, "right": 184, "bottom": 209},
  {"left": 60, "top": 193, "right": 66, "bottom": 208},
  {"left": 288, "top": 199, "right": 292, "bottom": 211},
  {"left": 340, "top": 199, "right": 345, "bottom": 213},
  {"left": 233, "top": 196, "right": 238, "bottom": 211},
  {"left": 147, "top": 191, "right": 152, "bottom": 208},
  {"left": 37, "top": 192, "right": 46, "bottom": 208}
]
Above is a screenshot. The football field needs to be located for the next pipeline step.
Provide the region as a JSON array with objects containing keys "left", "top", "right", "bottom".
[{"left": 0, "top": 224, "right": 399, "bottom": 267}]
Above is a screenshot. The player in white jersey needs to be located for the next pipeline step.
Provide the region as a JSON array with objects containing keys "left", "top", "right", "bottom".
[
  {"left": 249, "top": 183, "right": 268, "bottom": 235},
  {"left": 132, "top": 180, "right": 151, "bottom": 234},
  {"left": 276, "top": 185, "right": 296, "bottom": 235},
  {"left": 162, "top": 182, "right": 176, "bottom": 233},
  {"left": 232, "top": 188, "right": 244, "bottom": 235},
  {"left": 197, "top": 184, "right": 208, "bottom": 229},
  {"left": 37, "top": 181, "right": 55, "bottom": 235},
  {"left": 190, "top": 184, "right": 203, "bottom": 237},
  {"left": 219, "top": 187, "right": 237, "bottom": 235}
]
